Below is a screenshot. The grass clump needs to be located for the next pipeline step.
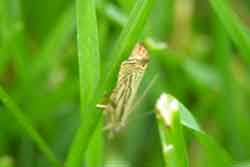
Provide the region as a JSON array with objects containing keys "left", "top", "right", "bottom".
[{"left": 1, "top": 0, "right": 250, "bottom": 167}]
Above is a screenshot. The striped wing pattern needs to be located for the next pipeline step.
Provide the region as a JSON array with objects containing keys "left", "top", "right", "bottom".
[{"left": 104, "top": 43, "right": 149, "bottom": 136}]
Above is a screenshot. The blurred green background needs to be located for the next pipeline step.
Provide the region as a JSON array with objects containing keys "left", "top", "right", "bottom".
[{"left": 1, "top": 0, "right": 250, "bottom": 166}]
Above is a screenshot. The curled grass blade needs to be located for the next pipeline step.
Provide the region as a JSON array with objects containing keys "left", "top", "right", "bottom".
[
  {"left": 155, "top": 93, "right": 232, "bottom": 167},
  {"left": 155, "top": 93, "right": 189, "bottom": 167}
]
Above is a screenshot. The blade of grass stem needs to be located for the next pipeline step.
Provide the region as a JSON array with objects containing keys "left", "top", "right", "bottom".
[
  {"left": 85, "top": 120, "right": 104, "bottom": 167},
  {"left": 213, "top": 13, "right": 250, "bottom": 158},
  {"left": 155, "top": 93, "right": 233, "bottom": 167},
  {"left": 97, "top": 2, "right": 127, "bottom": 27},
  {"left": 31, "top": 4, "right": 75, "bottom": 78},
  {"left": 155, "top": 93, "right": 189, "bottom": 167},
  {"left": 65, "top": 0, "right": 100, "bottom": 166},
  {"left": 0, "top": 87, "right": 60, "bottom": 167},
  {"left": 192, "top": 131, "right": 232, "bottom": 167},
  {"left": 18, "top": 137, "right": 34, "bottom": 167},
  {"left": 0, "top": 0, "right": 14, "bottom": 76},
  {"left": 9, "top": 0, "right": 29, "bottom": 83},
  {"left": 233, "top": 162, "right": 250, "bottom": 167},
  {"left": 0, "top": 44, "right": 11, "bottom": 77},
  {"left": 148, "top": 46, "right": 221, "bottom": 91},
  {"left": 209, "top": 0, "right": 250, "bottom": 64}
]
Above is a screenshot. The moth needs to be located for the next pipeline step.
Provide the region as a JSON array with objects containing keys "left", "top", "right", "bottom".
[{"left": 97, "top": 43, "right": 150, "bottom": 137}]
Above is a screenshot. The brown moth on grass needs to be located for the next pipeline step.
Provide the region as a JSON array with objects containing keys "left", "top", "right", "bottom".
[{"left": 97, "top": 43, "right": 150, "bottom": 137}]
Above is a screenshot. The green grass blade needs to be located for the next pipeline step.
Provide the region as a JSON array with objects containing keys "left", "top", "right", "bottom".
[
  {"left": 178, "top": 101, "right": 201, "bottom": 132},
  {"left": 209, "top": 0, "right": 250, "bottom": 64},
  {"left": 85, "top": 120, "right": 104, "bottom": 167},
  {"left": 31, "top": 5, "right": 75, "bottom": 78},
  {"left": 65, "top": 0, "right": 100, "bottom": 166},
  {"left": 212, "top": 13, "right": 250, "bottom": 158},
  {"left": 75, "top": 0, "right": 100, "bottom": 107},
  {"left": 97, "top": 2, "right": 127, "bottom": 27},
  {"left": 155, "top": 93, "right": 232, "bottom": 167},
  {"left": 104, "top": 3, "right": 127, "bottom": 26},
  {"left": 9, "top": 0, "right": 29, "bottom": 83},
  {"left": 155, "top": 93, "right": 189, "bottom": 167},
  {"left": 103, "top": 0, "right": 155, "bottom": 90},
  {"left": 0, "top": 87, "right": 60, "bottom": 167},
  {"left": 0, "top": 43, "right": 11, "bottom": 77},
  {"left": 183, "top": 60, "right": 221, "bottom": 89},
  {"left": 66, "top": 0, "right": 154, "bottom": 165},
  {"left": 0, "top": 0, "right": 14, "bottom": 76},
  {"left": 148, "top": 45, "right": 221, "bottom": 91},
  {"left": 0, "top": 156, "right": 13, "bottom": 167},
  {"left": 192, "top": 131, "right": 232, "bottom": 167},
  {"left": 233, "top": 162, "right": 250, "bottom": 167}
]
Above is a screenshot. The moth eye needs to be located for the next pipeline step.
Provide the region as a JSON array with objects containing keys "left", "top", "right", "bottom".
[{"left": 141, "top": 62, "right": 147, "bottom": 68}]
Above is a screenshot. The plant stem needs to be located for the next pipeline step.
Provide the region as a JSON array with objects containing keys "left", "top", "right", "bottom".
[
  {"left": 156, "top": 93, "right": 189, "bottom": 167},
  {"left": 0, "top": 87, "right": 60, "bottom": 167}
]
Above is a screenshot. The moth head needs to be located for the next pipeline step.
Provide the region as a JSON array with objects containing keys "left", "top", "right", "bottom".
[{"left": 129, "top": 43, "right": 149, "bottom": 66}]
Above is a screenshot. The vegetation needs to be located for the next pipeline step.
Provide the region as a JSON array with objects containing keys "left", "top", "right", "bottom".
[{"left": 1, "top": 0, "right": 250, "bottom": 166}]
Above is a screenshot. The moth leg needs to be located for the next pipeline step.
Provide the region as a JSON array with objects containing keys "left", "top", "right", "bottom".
[
  {"left": 103, "top": 123, "right": 113, "bottom": 131},
  {"left": 96, "top": 104, "right": 107, "bottom": 109},
  {"left": 103, "top": 123, "right": 116, "bottom": 138},
  {"left": 96, "top": 91, "right": 112, "bottom": 109},
  {"left": 97, "top": 97, "right": 116, "bottom": 110},
  {"left": 103, "top": 123, "right": 122, "bottom": 138}
]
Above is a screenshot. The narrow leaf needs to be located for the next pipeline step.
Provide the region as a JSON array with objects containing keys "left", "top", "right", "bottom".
[
  {"left": 0, "top": 87, "right": 60, "bottom": 167},
  {"left": 65, "top": 0, "right": 100, "bottom": 166},
  {"left": 155, "top": 93, "right": 232, "bottom": 167},
  {"left": 209, "top": 0, "right": 250, "bottom": 64}
]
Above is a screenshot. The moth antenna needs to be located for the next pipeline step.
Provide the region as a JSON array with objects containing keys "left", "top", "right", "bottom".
[
  {"left": 131, "top": 75, "right": 158, "bottom": 112},
  {"left": 128, "top": 111, "right": 155, "bottom": 126},
  {"left": 120, "top": 74, "right": 157, "bottom": 124}
]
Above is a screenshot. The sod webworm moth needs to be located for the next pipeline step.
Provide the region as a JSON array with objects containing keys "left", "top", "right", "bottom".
[{"left": 97, "top": 43, "right": 149, "bottom": 137}]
